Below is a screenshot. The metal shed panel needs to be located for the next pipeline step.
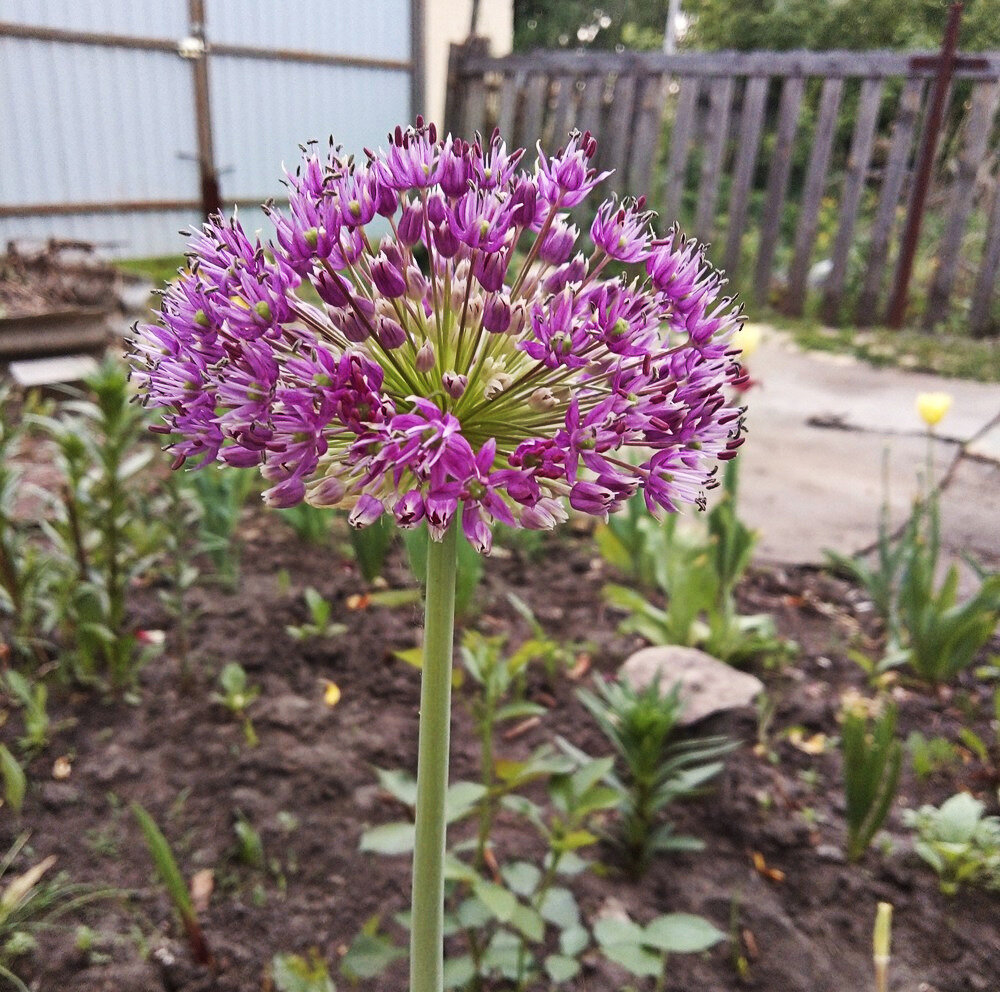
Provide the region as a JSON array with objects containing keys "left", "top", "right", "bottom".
[
  {"left": 1, "top": 0, "right": 188, "bottom": 37},
  {"left": 0, "top": 38, "right": 198, "bottom": 203},
  {"left": 205, "top": 0, "right": 411, "bottom": 62},
  {"left": 209, "top": 55, "right": 411, "bottom": 200}
]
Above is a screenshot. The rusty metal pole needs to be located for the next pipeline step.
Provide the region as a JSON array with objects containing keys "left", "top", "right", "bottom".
[
  {"left": 885, "top": 2, "right": 963, "bottom": 329},
  {"left": 187, "top": 0, "right": 222, "bottom": 219}
]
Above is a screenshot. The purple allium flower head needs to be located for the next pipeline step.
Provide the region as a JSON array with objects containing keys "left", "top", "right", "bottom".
[{"left": 129, "top": 118, "right": 746, "bottom": 552}]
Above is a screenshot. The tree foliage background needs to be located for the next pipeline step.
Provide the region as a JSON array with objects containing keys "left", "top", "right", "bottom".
[{"left": 513, "top": 0, "right": 1000, "bottom": 52}]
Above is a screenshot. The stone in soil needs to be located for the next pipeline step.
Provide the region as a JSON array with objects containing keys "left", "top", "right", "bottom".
[{"left": 619, "top": 645, "right": 764, "bottom": 724}]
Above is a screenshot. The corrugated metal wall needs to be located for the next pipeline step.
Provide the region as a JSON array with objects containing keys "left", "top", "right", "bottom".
[{"left": 0, "top": 1, "right": 413, "bottom": 257}]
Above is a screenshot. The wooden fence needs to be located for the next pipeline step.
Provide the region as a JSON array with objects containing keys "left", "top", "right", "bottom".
[{"left": 444, "top": 45, "right": 1000, "bottom": 335}]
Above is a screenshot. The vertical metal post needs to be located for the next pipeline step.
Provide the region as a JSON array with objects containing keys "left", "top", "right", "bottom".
[
  {"left": 469, "top": 0, "right": 482, "bottom": 37},
  {"left": 885, "top": 2, "right": 962, "bottom": 329},
  {"left": 187, "top": 0, "right": 222, "bottom": 219},
  {"left": 410, "top": 0, "right": 427, "bottom": 122},
  {"left": 663, "top": 0, "right": 682, "bottom": 54}
]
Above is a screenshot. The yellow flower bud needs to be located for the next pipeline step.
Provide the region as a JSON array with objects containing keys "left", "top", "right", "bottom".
[
  {"left": 732, "top": 323, "right": 762, "bottom": 359},
  {"left": 916, "top": 392, "right": 952, "bottom": 427},
  {"left": 323, "top": 680, "right": 341, "bottom": 707}
]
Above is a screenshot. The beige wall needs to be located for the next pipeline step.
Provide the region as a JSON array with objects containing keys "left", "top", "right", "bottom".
[{"left": 422, "top": 0, "right": 513, "bottom": 131}]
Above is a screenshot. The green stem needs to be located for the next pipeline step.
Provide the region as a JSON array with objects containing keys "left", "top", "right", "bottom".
[{"left": 410, "top": 521, "right": 459, "bottom": 992}]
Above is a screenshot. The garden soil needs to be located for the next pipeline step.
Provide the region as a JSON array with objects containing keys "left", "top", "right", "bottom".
[{"left": 4, "top": 516, "right": 999, "bottom": 992}]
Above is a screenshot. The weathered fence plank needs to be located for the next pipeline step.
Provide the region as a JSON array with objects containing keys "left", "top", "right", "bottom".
[
  {"left": 605, "top": 72, "right": 638, "bottom": 194},
  {"left": 662, "top": 76, "right": 699, "bottom": 222},
  {"left": 923, "top": 81, "right": 1000, "bottom": 329},
  {"left": 723, "top": 76, "right": 769, "bottom": 278},
  {"left": 854, "top": 78, "right": 924, "bottom": 324},
  {"left": 578, "top": 73, "right": 606, "bottom": 139},
  {"left": 754, "top": 75, "right": 805, "bottom": 304},
  {"left": 786, "top": 77, "right": 845, "bottom": 312},
  {"left": 970, "top": 183, "right": 1000, "bottom": 336},
  {"left": 549, "top": 74, "right": 577, "bottom": 144},
  {"left": 628, "top": 72, "right": 669, "bottom": 194},
  {"left": 518, "top": 73, "right": 549, "bottom": 154},
  {"left": 693, "top": 76, "right": 734, "bottom": 243},
  {"left": 495, "top": 71, "right": 523, "bottom": 140},
  {"left": 815, "top": 77, "right": 884, "bottom": 321}
]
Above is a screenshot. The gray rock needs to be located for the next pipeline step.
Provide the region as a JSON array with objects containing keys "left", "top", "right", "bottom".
[{"left": 619, "top": 645, "right": 764, "bottom": 725}]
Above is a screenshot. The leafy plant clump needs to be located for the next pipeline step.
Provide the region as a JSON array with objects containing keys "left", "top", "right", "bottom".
[
  {"left": 32, "top": 360, "right": 165, "bottom": 690},
  {"left": 601, "top": 463, "right": 794, "bottom": 667},
  {"left": 830, "top": 492, "right": 1000, "bottom": 685},
  {"left": 570, "top": 676, "right": 733, "bottom": 875},
  {"left": 841, "top": 700, "right": 902, "bottom": 862},
  {"left": 904, "top": 792, "right": 1000, "bottom": 895}
]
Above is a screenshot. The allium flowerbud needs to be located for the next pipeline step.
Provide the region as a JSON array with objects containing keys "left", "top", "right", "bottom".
[
  {"left": 426, "top": 194, "right": 447, "bottom": 226},
  {"left": 349, "top": 494, "right": 384, "bottom": 527},
  {"left": 314, "top": 268, "right": 352, "bottom": 307},
  {"left": 379, "top": 237, "right": 404, "bottom": 269},
  {"left": 415, "top": 340, "right": 435, "bottom": 372},
  {"left": 375, "top": 179, "right": 398, "bottom": 217},
  {"left": 394, "top": 489, "right": 425, "bottom": 527},
  {"left": 528, "top": 387, "right": 558, "bottom": 412},
  {"left": 473, "top": 253, "right": 507, "bottom": 293},
  {"left": 434, "top": 223, "right": 460, "bottom": 258},
  {"left": 376, "top": 316, "right": 406, "bottom": 350},
  {"left": 483, "top": 373, "right": 514, "bottom": 400},
  {"left": 309, "top": 475, "right": 346, "bottom": 506},
  {"left": 405, "top": 265, "right": 428, "bottom": 300},
  {"left": 483, "top": 294, "right": 511, "bottom": 333},
  {"left": 263, "top": 475, "right": 306, "bottom": 508},
  {"left": 371, "top": 252, "right": 407, "bottom": 298},
  {"left": 397, "top": 202, "right": 424, "bottom": 245},
  {"left": 539, "top": 219, "right": 578, "bottom": 265},
  {"left": 442, "top": 372, "right": 467, "bottom": 398}
]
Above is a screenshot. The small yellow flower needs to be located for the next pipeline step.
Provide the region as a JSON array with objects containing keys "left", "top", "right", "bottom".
[
  {"left": 323, "top": 680, "right": 341, "bottom": 707},
  {"left": 732, "top": 323, "right": 763, "bottom": 359},
  {"left": 916, "top": 392, "right": 952, "bottom": 427}
]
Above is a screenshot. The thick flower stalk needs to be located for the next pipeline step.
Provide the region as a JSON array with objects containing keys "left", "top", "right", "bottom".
[
  {"left": 131, "top": 120, "right": 746, "bottom": 554},
  {"left": 129, "top": 119, "right": 747, "bottom": 992}
]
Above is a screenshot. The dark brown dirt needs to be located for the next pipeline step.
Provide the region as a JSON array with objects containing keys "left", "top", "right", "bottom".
[{"left": 2, "top": 513, "right": 999, "bottom": 992}]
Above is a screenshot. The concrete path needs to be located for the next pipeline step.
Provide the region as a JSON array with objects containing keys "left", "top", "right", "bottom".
[{"left": 736, "top": 325, "right": 1000, "bottom": 574}]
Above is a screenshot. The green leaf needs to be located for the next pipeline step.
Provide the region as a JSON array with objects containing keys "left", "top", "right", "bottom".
[
  {"left": 559, "top": 925, "right": 589, "bottom": 957},
  {"left": 131, "top": 802, "right": 196, "bottom": 924},
  {"left": 359, "top": 822, "right": 415, "bottom": 855},
  {"left": 643, "top": 913, "right": 726, "bottom": 954},
  {"left": 442, "top": 955, "right": 476, "bottom": 989},
  {"left": 510, "top": 903, "right": 546, "bottom": 942},
  {"left": 558, "top": 829, "right": 599, "bottom": 851},
  {"left": 539, "top": 887, "right": 580, "bottom": 929},
  {"left": 271, "top": 951, "right": 336, "bottom": 992},
  {"left": 365, "top": 588, "right": 422, "bottom": 608},
  {"left": 457, "top": 897, "right": 493, "bottom": 929},
  {"left": 593, "top": 916, "right": 662, "bottom": 978},
  {"left": 501, "top": 861, "right": 541, "bottom": 898},
  {"left": 340, "top": 930, "right": 405, "bottom": 981},
  {"left": 0, "top": 745, "right": 26, "bottom": 815},
  {"left": 472, "top": 880, "right": 518, "bottom": 922},
  {"left": 544, "top": 954, "right": 581, "bottom": 983},
  {"left": 445, "top": 781, "right": 487, "bottom": 823},
  {"left": 374, "top": 768, "right": 418, "bottom": 808},
  {"left": 494, "top": 701, "right": 547, "bottom": 723},
  {"left": 483, "top": 930, "right": 523, "bottom": 980}
]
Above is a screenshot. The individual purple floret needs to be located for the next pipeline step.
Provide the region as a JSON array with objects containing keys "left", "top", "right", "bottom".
[{"left": 129, "top": 119, "right": 747, "bottom": 554}]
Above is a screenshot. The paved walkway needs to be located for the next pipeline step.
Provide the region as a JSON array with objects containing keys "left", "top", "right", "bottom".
[{"left": 736, "top": 326, "right": 1000, "bottom": 574}]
